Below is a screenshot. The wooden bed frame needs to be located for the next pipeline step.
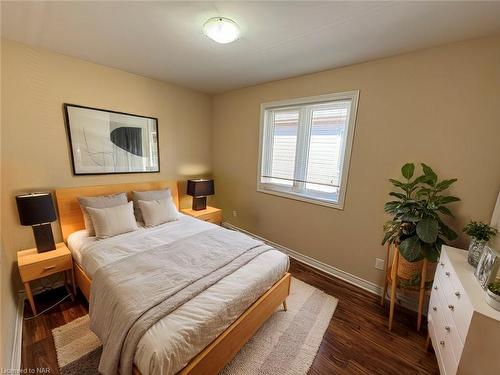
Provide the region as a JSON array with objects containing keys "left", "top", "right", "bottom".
[{"left": 54, "top": 181, "right": 291, "bottom": 375}]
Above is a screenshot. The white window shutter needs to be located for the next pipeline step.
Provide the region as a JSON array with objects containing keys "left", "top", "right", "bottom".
[{"left": 258, "top": 91, "right": 359, "bottom": 209}]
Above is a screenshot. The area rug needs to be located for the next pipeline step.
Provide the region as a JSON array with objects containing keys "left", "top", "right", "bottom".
[{"left": 52, "top": 277, "right": 337, "bottom": 375}]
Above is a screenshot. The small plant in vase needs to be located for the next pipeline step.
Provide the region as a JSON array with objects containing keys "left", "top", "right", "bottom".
[
  {"left": 463, "top": 221, "right": 498, "bottom": 267},
  {"left": 486, "top": 281, "right": 500, "bottom": 311},
  {"left": 382, "top": 163, "right": 460, "bottom": 287}
]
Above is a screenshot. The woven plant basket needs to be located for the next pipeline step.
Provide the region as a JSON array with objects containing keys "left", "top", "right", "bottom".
[{"left": 397, "top": 255, "right": 437, "bottom": 282}]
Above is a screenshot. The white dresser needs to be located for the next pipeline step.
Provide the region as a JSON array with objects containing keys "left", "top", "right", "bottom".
[{"left": 428, "top": 245, "right": 500, "bottom": 375}]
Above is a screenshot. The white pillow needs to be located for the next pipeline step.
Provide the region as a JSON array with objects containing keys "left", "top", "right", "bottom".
[
  {"left": 78, "top": 193, "right": 127, "bottom": 236},
  {"left": 86, "top": 201, "right": 138, "bottom": 239},
  {"left": 132, "top": 188, "right": 171, "bottom": 223},
  {"left": 138, "top": 198, "right": 179, "bottom": 227}
]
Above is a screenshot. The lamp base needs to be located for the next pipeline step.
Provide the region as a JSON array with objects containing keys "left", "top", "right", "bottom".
[
  {"left": 33, "top": 223, "right": 56, "bottom": 253},
  {"left": 192, "top": 196, "right": 207, "bottom": 211}
]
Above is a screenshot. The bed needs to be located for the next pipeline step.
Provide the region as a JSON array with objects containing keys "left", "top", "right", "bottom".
[{"left": 55, "top": 181, "right": 291, "bottom": 375}]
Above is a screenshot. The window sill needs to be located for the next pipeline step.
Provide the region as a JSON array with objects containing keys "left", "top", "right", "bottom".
[{"left": 257, "top": 186, "right": 345, "bottom": 210}]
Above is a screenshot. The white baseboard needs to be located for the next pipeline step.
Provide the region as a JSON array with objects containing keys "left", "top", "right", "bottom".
[
  {"left": 222, "top": 222, "right": 383, "bottom": 296},
  {"left": 10, "top": 293, "right": 25, "bottom": 371}
]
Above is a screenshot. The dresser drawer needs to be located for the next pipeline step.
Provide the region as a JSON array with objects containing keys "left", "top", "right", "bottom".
[
  {"left": 436, "top": 258, "right": 473, "bottom": 343},
  {"left": 430, "top": 278, "right": 464, "bottom": 360},
  {"left": 428, "top": 319, "right": 446, "bottom": 375},
  {"left": 428, "top": 307, "right": 458, "bottom": 375},
  {"left": 19, "top": 254, "right": 72, "bottom": 282},
  {"left": 437, "top": 251, "right": 468, "bottom": 297}
]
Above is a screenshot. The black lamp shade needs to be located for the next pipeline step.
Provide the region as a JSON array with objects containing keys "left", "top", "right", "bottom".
[
  {"left": 16, "top": 193, "right": 56, "bottom": 226},
  {"left": 187, "top": 179, "right": 215, "bottom": 197}
]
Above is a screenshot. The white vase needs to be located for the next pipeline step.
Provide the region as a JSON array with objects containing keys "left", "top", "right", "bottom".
[{"left": 486, "top": 288, "right": 500, "bottom": 311}]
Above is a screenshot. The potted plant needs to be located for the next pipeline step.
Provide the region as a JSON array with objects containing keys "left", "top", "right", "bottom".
[
  {"left": 382, "top": 163, "right": 460, "bottom": 287},
  {"left": 463, "top": 221, "right": 498, "bottom": 267},
  {"left": 486, "top": 281, "right": 500, "bottom": 311}
]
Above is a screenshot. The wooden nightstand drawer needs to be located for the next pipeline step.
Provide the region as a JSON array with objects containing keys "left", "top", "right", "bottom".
[
  {"left": 19, "top": 254, "right": 72, "bottom": 282},
  {"left": 181, "top": 206, "right": 222, "bottom": 225},
  {"left": 197, "top": 211, "right": 222, "bottom": 224}
]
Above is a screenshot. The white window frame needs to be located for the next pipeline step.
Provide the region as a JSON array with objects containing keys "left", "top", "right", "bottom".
[{"left": 257, "top": 90, "right": 359, "bottom": 210}]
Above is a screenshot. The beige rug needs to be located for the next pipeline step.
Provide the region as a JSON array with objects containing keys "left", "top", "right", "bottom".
[{"left": 52, "top": 278, "right": 337, "bottom": 375}]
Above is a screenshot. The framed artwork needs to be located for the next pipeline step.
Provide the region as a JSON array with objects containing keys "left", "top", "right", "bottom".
[
  {"left": 490, "top": 192, "right": 500, "bottom": 254},
  {"left": 475, "top": 246, "right": 499, "bottom": 288},
  {"left": 64, "top": 104, "right": 159, "bottom": 175}
]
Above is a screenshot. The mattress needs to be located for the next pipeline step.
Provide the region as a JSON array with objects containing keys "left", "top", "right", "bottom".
[{"left": 67, "top": 214, "right": 289, "bottom": 375}]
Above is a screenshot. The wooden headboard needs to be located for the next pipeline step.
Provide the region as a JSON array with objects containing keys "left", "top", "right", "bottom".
[{"left": 55, "top": 181, "right": 180, "bottom": 241}]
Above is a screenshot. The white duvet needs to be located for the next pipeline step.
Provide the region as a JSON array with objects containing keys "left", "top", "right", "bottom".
[{"left": 67, "top": 214, "right": 289, "bottom": 375}]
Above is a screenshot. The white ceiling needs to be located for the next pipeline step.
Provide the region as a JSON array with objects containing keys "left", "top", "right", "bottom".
[{"left": 2, "top": 1, "right": 500, "bottom": 94}]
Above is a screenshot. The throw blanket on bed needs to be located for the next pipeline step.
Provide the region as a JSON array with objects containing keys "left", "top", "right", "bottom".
[{"left": 89, "top": 227, "right": 272, "bottom": 375}]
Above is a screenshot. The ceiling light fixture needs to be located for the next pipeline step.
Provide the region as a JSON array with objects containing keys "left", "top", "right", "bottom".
[{"left": 203, "top": 17, "right": 240, "bottom": 44}]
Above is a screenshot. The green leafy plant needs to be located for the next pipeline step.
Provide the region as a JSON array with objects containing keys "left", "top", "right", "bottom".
[
  {"left": 463, "top": 221, "right": 497, "bottom": 242},
  {"left": 488, "top": 281, "right": 500, "bottom": 297},
  {"left": 382, "top": 163, "right": 460, "bottom": 263}
]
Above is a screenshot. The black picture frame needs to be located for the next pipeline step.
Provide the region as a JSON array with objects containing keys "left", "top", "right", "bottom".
[{"left": 63, "top": 103, "right": 160, "bottom": 175}]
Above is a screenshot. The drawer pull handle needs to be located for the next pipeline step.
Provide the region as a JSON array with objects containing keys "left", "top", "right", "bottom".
[
  {"left": 432, "top": 306, "right": 437, "bottom": 311},
  {"left": 455, "top": 291, "right": 461, "bottom": 297},
  {"left": 448, "top": 304, "right": 455, "bottom": 311},
  {"left": 445, "top": 271, "right": 450, "bottom": 277},
  {"left": 43, "top": 265, "right": 56, "bottom": 271},
  {"left": 433, "top": 286, "right": 438, "bottom": 290},
  {"left": 440, "top": 341, "right": 445, "bottom": 346},
  {"left": 440, "top": 262, "right": 445, "bottom": 267},
  {"left": 445, "top": 326, "right": 451, "bottom": 332}
]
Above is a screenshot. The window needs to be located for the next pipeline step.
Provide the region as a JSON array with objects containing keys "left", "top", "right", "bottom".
[{"left": 258, "top": 91, "right": 359, "bottom": 209}]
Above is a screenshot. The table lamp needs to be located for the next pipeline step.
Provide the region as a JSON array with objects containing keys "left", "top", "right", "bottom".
[
  {"left": 187, "top": 179, "right": 214, "bottom": 211},
  {"left": 16, "top": 192, "right": 57, "bottom": 253}
]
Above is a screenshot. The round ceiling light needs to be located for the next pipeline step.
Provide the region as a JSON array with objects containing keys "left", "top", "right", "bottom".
[{"left": 203, "top": 17, "right": 240, "bottom": 44}]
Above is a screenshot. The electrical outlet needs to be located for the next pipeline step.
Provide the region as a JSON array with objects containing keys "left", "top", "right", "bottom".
[
  {"left": 375, "top": 258, "right": 385, "bottom": 270},
  {"left": 232, "top": 210, "right": 238, "bottom": 217}
]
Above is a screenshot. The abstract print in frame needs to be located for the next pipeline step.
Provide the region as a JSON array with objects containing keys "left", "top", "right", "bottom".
[
  {"left": 64, "top": 104, "right": 159, "bottom": 175},
  {"left": 473, "top": 192, "right": 500, "bottom": 288}
]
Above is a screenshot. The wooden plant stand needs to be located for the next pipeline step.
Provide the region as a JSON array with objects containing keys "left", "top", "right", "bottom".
[{"left": 380, "top": 244, "right": 431, "bottom": 331}]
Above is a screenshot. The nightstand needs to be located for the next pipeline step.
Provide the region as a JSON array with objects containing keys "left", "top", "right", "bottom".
[
  {"left": 180, "top": 206, "right": 222, "bottom": 225},
  {"left": 17, "top": 242, "right": 76, "bottom": 314}
]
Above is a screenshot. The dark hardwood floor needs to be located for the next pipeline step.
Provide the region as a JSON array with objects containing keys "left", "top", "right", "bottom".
[
  {"left": 290, "top": 260, "right": 438, "bottom": 375},
  {"left": 21, "top": 259, "right": 438, "bottom": 374}
]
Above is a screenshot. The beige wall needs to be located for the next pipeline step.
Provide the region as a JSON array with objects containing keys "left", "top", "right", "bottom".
[
  {"left": 1, "top": 39, "right": 7, "bottom": 367},
  {"left": 212, "top": 34, "right": 500, "bottom": 288},
  {"left": 0, "top": 39, "right": 212, "bottom": 366}
]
